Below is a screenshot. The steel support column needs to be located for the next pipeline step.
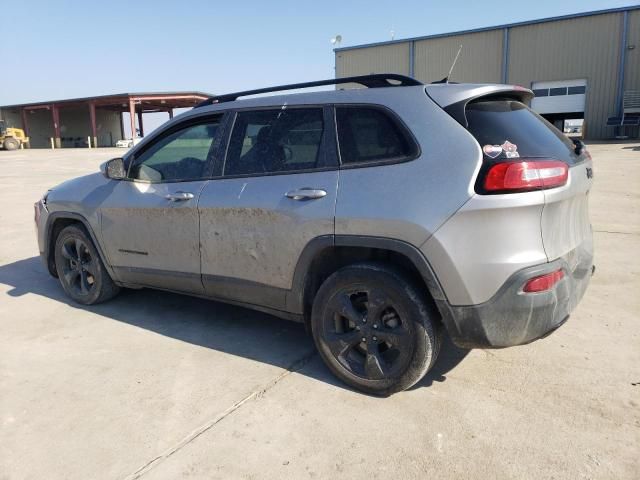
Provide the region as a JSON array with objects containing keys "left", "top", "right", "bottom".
[
  {"left": 21, "top": 109, "right": 29, "bottom": 139},
  {"left": 615, "top": 10, "right": 629, "bottom": 118},
  {"left": 129, "top": 99, "right": 136, "bottom": 140},
  {"left": 119, "top": 113, "right": 125, "bottom": 141},
  {"left": 408, "top": 41, "right": 415, "bottom": 78},
  {"left": 501, "top": 28, "right": 510, "bottom": 84},
  {"left": 51, "top": 104, "right": 61, "bottom": 148},
  {"left": 89, "top": 102, "right": 98, "bottom": 148},
  {"left": 137, "top": 110, "right": 144, "bottom": 137}
]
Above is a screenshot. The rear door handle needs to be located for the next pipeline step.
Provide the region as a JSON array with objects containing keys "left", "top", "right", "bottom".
[
  {"left": 285, "top": 188, "right": 327, "bottom": 200},
  {"left": 165, "top": 192, "right": 195, "bottom": 202}
]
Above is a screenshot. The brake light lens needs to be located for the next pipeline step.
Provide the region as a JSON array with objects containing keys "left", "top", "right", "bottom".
[
  {"left": 523, "top": 269, "right": 565, "bottom": 293},
  {"left": 483, "top": 160, "right": 568, "bottom": 193}
]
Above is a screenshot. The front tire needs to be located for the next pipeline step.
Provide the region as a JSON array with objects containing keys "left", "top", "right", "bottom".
[
  {"left": 3, "top": 138, "right": 20, "bottom": 150},
  {"left": 54, "top": 225, "right": 120, "bottom": 305},
  {"left": 311, "top": 263, "right": 440, "bottom": 396}
]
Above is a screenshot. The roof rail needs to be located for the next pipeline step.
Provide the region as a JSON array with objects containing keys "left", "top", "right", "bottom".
[{"left": 195, "top": 74, "right": 423, "bottom": 108}]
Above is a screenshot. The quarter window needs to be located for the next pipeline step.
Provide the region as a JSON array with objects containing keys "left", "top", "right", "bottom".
[
  {"left": 335, "top": 107, "right": 414, "bottom": 165},
  {"left": 129, "top": 119, "right": 221, "bottom": 182},
  {"left": 225, "top": 108, "right": 324, "bottom": 176}
]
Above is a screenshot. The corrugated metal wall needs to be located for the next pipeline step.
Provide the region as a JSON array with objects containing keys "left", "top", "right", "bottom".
[
  {"left": 625, "top": 10, "right": 640, "bottom": 92},
  {"left": 95, "top": 110, "right": 122, "bottom": 147},
  {"left": 0, "top": 109, "right": 22, "bottom": 131},
  {"left": 508, "top": 12, "right": 622, "bottom": 139},
  {"left": 414, "top": 30, "right": 503, "bottom": 83},
  {"left": 0, "top": 106, "right": 122, "bottom": 148},
  {"left": 57, "top": 107, "right": 121, "bottom": 147},
  {"left": 335, "top": 42, "right": 410, "bottom": 85},
  {"left": 335, "top": 9, "right": 637, "bottom": 139},
  {"left": 19, "top": 110, "right": 55, "bottom": 148}
]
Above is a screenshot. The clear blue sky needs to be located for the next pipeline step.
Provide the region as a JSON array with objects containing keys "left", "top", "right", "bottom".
[{"left": 2, "top": 0, "right": 635, "bottom": 134}]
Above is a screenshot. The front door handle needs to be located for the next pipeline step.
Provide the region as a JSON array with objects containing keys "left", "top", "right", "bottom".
[
  {"left": 285, "top": 188, "right": 327, "bottom": 200},
  {"left": 165, "top": 192, "right": 195, "bottom": 202}
]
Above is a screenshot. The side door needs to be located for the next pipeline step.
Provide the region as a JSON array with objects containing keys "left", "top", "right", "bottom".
[
  {"left": 100, "top": 113, "right": 227, "bottom": 293},
  {"left": 198, "top": 106, "right": 339, "bottom": 311}
]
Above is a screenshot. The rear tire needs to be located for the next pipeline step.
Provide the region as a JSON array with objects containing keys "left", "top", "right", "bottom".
[
  {"left": 54, "top": 225, "right": 120, "bottom": 305},
  {"left": 3, "top": 138, "right": 19, "bottom": 151},
  {"left": 311, "top": 262, "right": 440, "bottom": 396}
]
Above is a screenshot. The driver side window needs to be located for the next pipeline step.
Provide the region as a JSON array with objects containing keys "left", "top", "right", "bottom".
[{"left": 129, "top": 118, "right": 221, "bottom": 182}]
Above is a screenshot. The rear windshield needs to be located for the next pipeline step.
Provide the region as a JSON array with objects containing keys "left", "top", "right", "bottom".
[{"left": 466, "top": 99, "right": 580, "bottom": 164}]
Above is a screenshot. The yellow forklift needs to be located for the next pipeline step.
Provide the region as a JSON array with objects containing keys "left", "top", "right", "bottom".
[{"left": 0, "top": 119, "right": 29, "bottom": 150}]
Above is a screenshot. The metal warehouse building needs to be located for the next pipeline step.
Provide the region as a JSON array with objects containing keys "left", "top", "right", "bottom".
[
  {"left": 335, "top": 6, "right": 640, "bottom": 139},
  {"left": 0, "top": 92, "right": 210, "bottom": 149}
]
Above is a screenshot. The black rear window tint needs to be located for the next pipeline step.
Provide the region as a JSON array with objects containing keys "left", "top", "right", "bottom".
[
  {"left": 466, "top": 100, "right": 579, "bottom": 164},
  {"left": 336, "top": 107, "right": 415, "bottom": 165}
]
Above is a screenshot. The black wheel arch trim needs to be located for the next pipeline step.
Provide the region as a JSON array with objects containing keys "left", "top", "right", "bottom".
[
  {"left": 287, "top": 234, "right": 461, "bottom": 340},
  {"left": 44, "top": 211, "right": 117, "bottom": 281},
  {"left": 286, "top": 235, "right": 334, "bottom": 313}
]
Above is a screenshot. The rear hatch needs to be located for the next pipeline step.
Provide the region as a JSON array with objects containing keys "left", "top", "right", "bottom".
[{"left": 427, "top": 85, "right": 593, "bottom": 264}]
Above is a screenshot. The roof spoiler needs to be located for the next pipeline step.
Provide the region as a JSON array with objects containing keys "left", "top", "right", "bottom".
[
  {"left": 195, "top": 74, "right": 423, "bottom": 108},
  {"left": 426, "top": 84, "right": 534, "bottom": 128}
]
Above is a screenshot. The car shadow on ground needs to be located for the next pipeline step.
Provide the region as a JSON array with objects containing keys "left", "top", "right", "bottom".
[{"left": 0, "top": 256, "right": 469, "bottom": 394}]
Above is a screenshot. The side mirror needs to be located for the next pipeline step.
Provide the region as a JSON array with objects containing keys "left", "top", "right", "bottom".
[{"left": 101, "top": 158, "right": 126, "bottom": 180}]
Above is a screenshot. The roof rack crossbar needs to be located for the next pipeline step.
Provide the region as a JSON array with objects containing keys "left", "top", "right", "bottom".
[{"left": 195, "top": 74, "right": 423, "bottom": 107}]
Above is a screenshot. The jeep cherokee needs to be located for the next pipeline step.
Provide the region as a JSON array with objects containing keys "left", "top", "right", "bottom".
[{"left": 34, "top": 74, "right": 594, "bottom": 395}]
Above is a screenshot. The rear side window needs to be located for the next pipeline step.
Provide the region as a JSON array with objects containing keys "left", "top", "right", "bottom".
[
  {"left": 225, "top": 108, "right": 324, "bottom": 176},
  {"left": 466, "top": 100, "right": 580, "bottom": 165},
  {"left": 336, "top": 107, "right": 415, "bottom": 165}
]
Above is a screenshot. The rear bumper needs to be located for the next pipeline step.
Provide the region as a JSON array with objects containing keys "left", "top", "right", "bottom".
[{"left": 442, "top": 246, "right": 593, "bottom": 349}]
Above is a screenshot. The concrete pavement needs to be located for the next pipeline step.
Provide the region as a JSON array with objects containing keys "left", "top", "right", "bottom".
[{"left": 0, "top": 144, "right": 638, "bottom": 479}]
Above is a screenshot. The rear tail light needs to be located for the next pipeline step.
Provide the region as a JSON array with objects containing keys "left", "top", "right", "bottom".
[
  {"left": 523, "top": 269, "right": 565, "bottom": 293},
  {"left": 483, "top": 160, "right": 568, "bottom": 193}
]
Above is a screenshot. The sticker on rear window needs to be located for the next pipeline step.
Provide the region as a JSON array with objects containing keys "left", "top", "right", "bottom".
[
  {"left": 501, "top": 140, "right": 519, "bottom": 158},
  {"left": 482, "top": 145, "right": 503, "bottom": 158}
]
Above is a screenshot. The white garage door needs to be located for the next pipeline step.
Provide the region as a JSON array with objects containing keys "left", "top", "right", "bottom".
[{"left": 531, "top": 79, "right": 587, "bottom": 114}]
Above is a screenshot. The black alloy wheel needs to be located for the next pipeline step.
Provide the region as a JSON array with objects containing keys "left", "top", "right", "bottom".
[
  {"left": 59, "top": 236, "right": 97, "bottom": 297},
  {"left": 311, "top": 263, "right": 439, "bottom": 396},
  {"left": 322, "top": 287, "right": 414, "bottom": 381}
]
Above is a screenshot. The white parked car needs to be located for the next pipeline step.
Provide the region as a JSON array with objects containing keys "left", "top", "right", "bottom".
[{"left": 115, "top": 137, "right": 143, "bottom": 148}]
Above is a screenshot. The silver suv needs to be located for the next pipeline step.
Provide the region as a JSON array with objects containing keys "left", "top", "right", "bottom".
[{"left": 34, "top": 75, "right": 594, "bottom": 395}]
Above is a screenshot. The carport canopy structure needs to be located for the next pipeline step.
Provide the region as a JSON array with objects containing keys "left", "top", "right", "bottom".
[{"left": 2, "top": 91, "right": 211, "bottom": 148}]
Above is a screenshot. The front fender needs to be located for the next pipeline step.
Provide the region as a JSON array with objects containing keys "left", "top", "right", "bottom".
[{"left": 44, "top": 211, "right": 117, "bottom": 281}]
